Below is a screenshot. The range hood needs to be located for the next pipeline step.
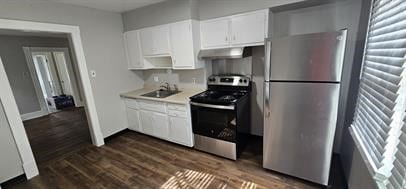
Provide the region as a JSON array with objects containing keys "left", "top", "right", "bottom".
[{"left": 198, "top": 47, "right": 252, "bottom": 59}]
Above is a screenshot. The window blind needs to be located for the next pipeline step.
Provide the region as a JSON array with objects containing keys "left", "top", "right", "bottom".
[
  {"left": 350, "top": 0, "right": 406, "bottom": 182},
  {"left": 387, "top": 114, "right": 406, "bottom": 188}
]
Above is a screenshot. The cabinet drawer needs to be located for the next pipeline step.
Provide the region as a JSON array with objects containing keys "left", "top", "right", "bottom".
[
  {"left": 168, "top": 109, "right": 187, "bottom": 118},
  {"left": 124, "top": 98, "right": 139, "bottom": 109},
  {"left": 167, "top": 104, "right": 187, "bottom": 112},
  {"left": 138, "top": 100, "right": 166, "bottom": 113}
]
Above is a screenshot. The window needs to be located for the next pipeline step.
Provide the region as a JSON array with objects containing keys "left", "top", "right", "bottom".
[{"left": 349, "top": 0, "right": 406, "bottom": 187}]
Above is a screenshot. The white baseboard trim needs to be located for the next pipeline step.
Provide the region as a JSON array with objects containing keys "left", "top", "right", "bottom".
[
  {"left": 23, "top": 160, "right": 39, "bottom": 179},
  {"left": 21, "top": 110, "right": 48, "bottom": 121}
]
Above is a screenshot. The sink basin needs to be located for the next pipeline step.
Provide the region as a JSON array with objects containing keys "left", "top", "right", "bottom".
[{"left": 141, "top": 89, "right": 181, "bottom": 98}]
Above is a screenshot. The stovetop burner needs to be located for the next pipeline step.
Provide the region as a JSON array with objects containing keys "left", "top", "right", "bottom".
[
  {"left": 190, "top": 74, "right": 251, "bottom": 105},
  {"left": 219, "top": 95, "right": 236, "bottom": 101},
  {"left": 190, "top": 90, "right": 248, "bottom": 105}
]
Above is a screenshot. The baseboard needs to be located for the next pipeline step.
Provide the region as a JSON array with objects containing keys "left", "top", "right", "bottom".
[
  {"left": 23, "top": 160, "right": 39, "bottom": 180},
  {"left": 21, "top": 110, "right": 48, "bottom": 121}
]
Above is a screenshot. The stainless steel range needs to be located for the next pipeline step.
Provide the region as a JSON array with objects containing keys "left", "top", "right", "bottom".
[{"left": 190, "top": 75, "right": 251, "bottom": 160}]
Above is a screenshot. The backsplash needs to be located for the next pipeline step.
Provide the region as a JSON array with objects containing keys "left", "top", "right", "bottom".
[
  {"left": 212, "top": 56, "right": 253, "bottom": 77},
  {"left": 143, "top": 66, "right": 211, "bottom": 90}
]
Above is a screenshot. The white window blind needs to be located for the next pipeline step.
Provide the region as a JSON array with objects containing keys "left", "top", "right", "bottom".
[
  {"left": 387, "top": 114, "right": 406, "bottom": 188},
  {"left": 350, "top": 0, "right": 406, "bottom": 185}
]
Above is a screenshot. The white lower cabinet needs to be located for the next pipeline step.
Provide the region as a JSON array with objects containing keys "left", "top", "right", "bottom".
[
  {"left": 126, "top": 108, "right": 141, "bottom": 132},
  {"left": 124, "top": 98, "right": 193, "bottom": 147},
  {"left": 169, "top": 116, "right": 192, "bottom": 146},
  {"left": 151, "top": 112, "right": 169, "bottom": 140},
  {"left": 139, "top": 110, "right": 154, "bottom": 136}
]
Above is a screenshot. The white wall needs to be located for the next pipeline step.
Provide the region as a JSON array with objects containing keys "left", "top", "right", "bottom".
[
  {"left": 196, "top": 0, "right": 305, "bottom": 20},
  {"left": 0, "top": 1, "right": 144, "bottom": 137},
  {"left": 122, "top": 0, "right": 196, "bottom": 31},
  {"left": 0, "top": 35, "right": 69, "bottom": 114}
]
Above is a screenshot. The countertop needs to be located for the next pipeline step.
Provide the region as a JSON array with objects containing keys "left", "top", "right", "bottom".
[{"left": 120, "top": 87, "right": 205, "bottom": 104}]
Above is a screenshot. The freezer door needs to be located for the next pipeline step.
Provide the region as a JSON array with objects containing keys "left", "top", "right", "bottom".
[
  {"left": 269, "top": 30, "right": 347, "bottom": 82},
  {"left": 263, "top": 82, "right": 340, "bottom": 185}
]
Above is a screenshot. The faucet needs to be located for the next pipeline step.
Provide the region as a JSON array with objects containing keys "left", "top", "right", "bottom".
[
  {"left": 173, "top": 84, "right": 179, "bottom": 92},
  {"left": 160, "top": 82, "right": 171, "bottom": 91}
]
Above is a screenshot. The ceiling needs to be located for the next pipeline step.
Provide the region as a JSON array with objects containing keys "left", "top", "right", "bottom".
[{"left": 44, "top": 0, "right": 167, "bottom": 13}]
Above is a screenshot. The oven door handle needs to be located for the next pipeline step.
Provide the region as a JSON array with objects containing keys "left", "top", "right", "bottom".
[{"left": 190, "top": 102, "right": 235, "bottom": 110}]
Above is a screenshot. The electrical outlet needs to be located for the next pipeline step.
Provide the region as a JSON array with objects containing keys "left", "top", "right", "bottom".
[
  {"left": 154, "top": 76, "right": 159, "bottom": 82},
  {"left": 90, "top": 70, "right": 96, "bottom": 78},
  {"left": 22, "top": 71, "right": 30, "bottom": 78}
]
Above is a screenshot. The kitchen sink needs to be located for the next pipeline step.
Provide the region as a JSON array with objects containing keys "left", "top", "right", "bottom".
[{"left": 141, "top": 89, "right": 181, "bottom": 98}]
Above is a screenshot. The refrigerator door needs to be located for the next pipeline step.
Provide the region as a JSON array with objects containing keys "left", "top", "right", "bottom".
[
  {"left": 268, "top": 30, "right": 347, "bottom": 82},
  {"left": 263, "top": 82, "right": 340, "bottom": 185}
]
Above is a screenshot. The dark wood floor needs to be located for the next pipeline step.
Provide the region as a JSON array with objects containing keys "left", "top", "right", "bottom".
[
  {"left": 3, "top": 108, "right": 346, "bottom": 189},
  {"left": 22, "top": 107, "right": 91, "bottom": 165}
]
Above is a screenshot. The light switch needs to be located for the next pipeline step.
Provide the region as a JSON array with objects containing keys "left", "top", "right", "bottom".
[
  {"left": 90, "top": 70, "right": 96, "bottom": 78},
  {"left": 153, "top": 76, "right": 159, "bottom": 82}
]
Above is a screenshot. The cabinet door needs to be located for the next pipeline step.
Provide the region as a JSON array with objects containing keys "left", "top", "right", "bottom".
[
  {"left": 140, "top": 110, "right": 154, "bottom": 135},
  {"left": 170, "top": 21, "right": 195, "bottom": 68},
  {"left": 169, "top": 116, "right": 192, "bottom": 146},
  {"left": 200, "top": 18, "right": 230, "bottom": 49},
  {"left": 231, "top": 10, "right": 267, "bottom": 46},
  {"left": 139, "top": 27, "right": 155, "bottom": 56},
  {"left": 124, "top": 30, "right": 143, "bottom": 69},
  {"left": 126, "top": 108, "right": 141, "bottom": 132},
  {"left": 153, "top": 25, "right": 171, "bottom": 55},
  {"left": 152, "top": 112, "right": 169, "bottom": 139}
]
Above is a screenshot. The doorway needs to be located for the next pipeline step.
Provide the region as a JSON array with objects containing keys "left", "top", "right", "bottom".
[
  {"left": 0, "top": 33, "right": 93, "bottom": 167},
  {"left": 0, "top": 18, "right": 105, "bottom": 180},
  {"left": 23, "top": 47, "right": 83, "bottom": 115}
]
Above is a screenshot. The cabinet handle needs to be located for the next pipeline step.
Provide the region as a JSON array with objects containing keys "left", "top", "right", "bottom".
[
  {"left": 233, "top": 35, "right": 236, "bottom": 41},
  {"left": 225, "top": 37, "right": 228, "bottom": 41}
]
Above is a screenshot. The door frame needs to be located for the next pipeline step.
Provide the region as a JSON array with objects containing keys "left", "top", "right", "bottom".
[
  {"left": 0, "top": 19, "right": 105, "bottom": 179},
  {"left": 23, "top": 47, "right": 84, "bottom": 110}
]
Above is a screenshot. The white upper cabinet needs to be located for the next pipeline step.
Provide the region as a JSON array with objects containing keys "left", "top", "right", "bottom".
[
  {"left": 200, "top": 18, "right": 230, "bottom": 49},
  {"left": 200, "top": 9, "right": 269, "bottom": 49},
  {"left": 140, "top": 25, "right": 170, "bottom": 56},
  {"left": 170, "top": 20, "right": 203, "bottom": 69},
  {"left": 152, "top": 25, "right": 171, "bottom": 55},
  {"left": 122, "top": 10, "right": 268, "bottom": 69},
  {"left": 231, "top": 10, "right": 268, "bottom": 46},
  {"left": 124, "top": 30, "right": 143, "bottom": 69}
]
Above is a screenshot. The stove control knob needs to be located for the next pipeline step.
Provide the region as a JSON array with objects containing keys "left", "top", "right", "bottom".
[
  {"left": 239, "top": 79, "right": 243, "bottom": 83},
  {"left": 243, "top": 79, "right": 247, "bottom": 83}
]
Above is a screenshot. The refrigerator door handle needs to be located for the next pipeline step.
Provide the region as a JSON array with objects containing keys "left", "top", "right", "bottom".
[
  {"left": 264, "top": 83, "right": 271, "bottom": 118},
  {"left": 264, "top": 38, "right": 271, "bottom": 81}
]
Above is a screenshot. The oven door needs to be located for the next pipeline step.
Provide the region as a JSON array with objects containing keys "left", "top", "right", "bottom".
[{"left": 190, "top": 102, "right": 236, "bottom": 142}]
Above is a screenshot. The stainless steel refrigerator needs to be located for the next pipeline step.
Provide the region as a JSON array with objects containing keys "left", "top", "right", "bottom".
[{"left": 263, "top": 30, "right": 347, "bottom": 185}]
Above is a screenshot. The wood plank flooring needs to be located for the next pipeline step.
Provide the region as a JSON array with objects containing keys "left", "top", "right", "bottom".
[
  {"left": 3, "top": 108, "right": 346, "bottom": 189},
  {"left": 22, "top": 107, "right": 91, "bottom": 165}
]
